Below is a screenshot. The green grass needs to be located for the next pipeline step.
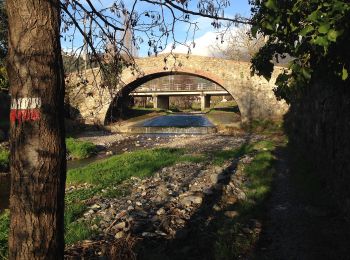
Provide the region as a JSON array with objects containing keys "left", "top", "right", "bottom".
[
  {"left": 0, "top": 147, "right": 9, "bottom": 171},
  {"left": 0, "top": 210, "right": 9, "bottom": 260},
  {"left": 66, "top": 137, "right": 97, "bottom": 160},
  {"left": 243, "top": 119, "right": 283, "bottom": 134},
  {"left": 67, "top": 147, "right": 201, "bottom": 186},
  {"left": 213, "top": 140, "right": 278, "bottom": 259}
]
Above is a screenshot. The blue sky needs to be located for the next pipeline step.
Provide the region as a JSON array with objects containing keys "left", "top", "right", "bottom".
[{"left": 61, "top": 0, "right": 252, "bottom": 57}]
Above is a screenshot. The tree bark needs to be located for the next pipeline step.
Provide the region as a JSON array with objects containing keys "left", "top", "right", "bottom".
[{"left": 6, "top": 0, "right": 66, "bottom": 259}]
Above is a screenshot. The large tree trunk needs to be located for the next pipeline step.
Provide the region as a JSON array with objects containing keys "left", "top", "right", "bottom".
[{"left": 6, "top": 0, "right": 66, "bottom": 259}]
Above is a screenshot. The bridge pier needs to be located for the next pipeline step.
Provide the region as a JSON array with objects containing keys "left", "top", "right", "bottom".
[
  {"left": 201, "top": 94, "right": 211, "bottom": 111},
  {"left": 153, "top": 95, "right": 169, "bottom": 110}
]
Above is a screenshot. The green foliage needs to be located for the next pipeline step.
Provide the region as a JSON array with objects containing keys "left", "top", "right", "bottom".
[
  {"left": 0, "top": 210, "right": 9, "bottom": 260},
  {"left": 67, "top": 148, "right": 201, "bottom": 186},
  {"left": 250, "top": 0, "right": 350, "bottom": 103},
  {"left": 66, "top": 138, "right": 97, "bottom": 159},
  {"left": 0, "top": 147, "right": 9, "bottom": 171}
]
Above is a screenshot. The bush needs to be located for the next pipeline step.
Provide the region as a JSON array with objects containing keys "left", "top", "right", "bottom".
[
  {"left": 0, "top": 147, "right": 9, "bottom": 171},
  {"left": 66, "top": 138, "right": 97, "bottom": 159}
]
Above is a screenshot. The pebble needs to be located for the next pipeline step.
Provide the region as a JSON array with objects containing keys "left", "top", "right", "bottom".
[
  {"left": 156, "top": 208, "right": 165, "bottom": 215},
  {"left": 224, "top": 211, "right": 239, "bottom": 219},
  {"left": 115, "top": 231, "right": 125, "bottom": 239},
  {"left": 115, "top": 221, "right": 126, "bottom": 230}
]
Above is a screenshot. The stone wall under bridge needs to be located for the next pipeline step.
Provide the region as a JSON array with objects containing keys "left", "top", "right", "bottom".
[{"left": 67, "top": 54, "right": 288, "bottom": 125}]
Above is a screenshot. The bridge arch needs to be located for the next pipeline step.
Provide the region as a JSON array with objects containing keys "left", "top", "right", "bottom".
[
  {"left": 104, "top": 69, "right": 242, "bottom": 124},
  {"left": 68, "top": 54, "right": 288, "bottom": 125}
]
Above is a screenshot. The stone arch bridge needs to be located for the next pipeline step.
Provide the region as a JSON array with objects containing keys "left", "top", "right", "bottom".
[{"left": 68, "top": 54, "right": 288, "bottom": 124}]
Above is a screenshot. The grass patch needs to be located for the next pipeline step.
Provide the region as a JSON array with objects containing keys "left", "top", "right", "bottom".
[
  {"left": 211, "top": 144, "right": 251, "bottom": 165},
  {"left": 0, "top": 210, "right": 9, "bottom": 260},
  {"left": 67, "top": 148, "right": 200, "bottom": 186},
  {"left": 243, "top": 119, "right": 283, "bottom": 134},
  {"left": 213, "top": 140, "right": 278, "bottom": 259},
  {"left": 66, "top": 137, "right": 97, "bottom": 160},
  {"left": 65, "top": 221, "right": 98, "bottom": 245},
  {"left": 64, "top": 203, "right": 98, "bottom": 245},
  {"left": 0, "top": 147, "right": 9, "bottom": 171}
]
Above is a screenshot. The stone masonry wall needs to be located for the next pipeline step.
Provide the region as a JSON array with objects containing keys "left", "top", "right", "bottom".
[
  {"left": 68, "top": 54, "right": 288, "bottom": 124},
  {"left": 285, "top": 79, "right": 350, "bottom": 216}
]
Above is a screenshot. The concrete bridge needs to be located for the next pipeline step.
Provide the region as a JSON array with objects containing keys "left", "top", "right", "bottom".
[
  {"left": 68, "top": 54, "right": 288, "bottom": 124},
  {"left": 131, "top": 84, "right": 230, "bottom": 111}
]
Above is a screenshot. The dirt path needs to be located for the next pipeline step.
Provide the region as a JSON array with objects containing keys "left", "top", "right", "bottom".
[{"left": 253, "top": 148, "right": 350, "bottom": 260}]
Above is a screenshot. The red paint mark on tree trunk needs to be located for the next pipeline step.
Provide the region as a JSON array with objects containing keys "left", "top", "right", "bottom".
[{"left": 10, "top": 109, "right": 41, "bottom": 123}]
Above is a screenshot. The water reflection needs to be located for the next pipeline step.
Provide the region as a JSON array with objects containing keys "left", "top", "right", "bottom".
[{"left": 142, "top": 114, "right": 214, "bottom": 127}]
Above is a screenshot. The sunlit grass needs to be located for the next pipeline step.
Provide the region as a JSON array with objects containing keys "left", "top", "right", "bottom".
[
  {"left": 0, "top": 210, "right": 9, "bottom": 260},
  {"left": 66, "top": 137, "right": 97, "bottom": 160}
]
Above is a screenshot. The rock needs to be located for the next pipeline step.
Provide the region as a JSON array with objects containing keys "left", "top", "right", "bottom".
[
  {"left": 83, "top": 209, "right": 94, "bottom": 217},
  {"left": 115, "top": 210, "right": 128, "bottom": 219},
  {"left": 127, "top": 206, "right": 134, "bottom": 211},
  {"left": 212, "top": 204, "right": 221, "bottom": 211},
  {"left": 156, "top": 208, "right": 165, "bottom": 215},
  {"left": 155, "top": 230, "right": 167, "bottom": 236},
  {"left": 90, "top": 204, "right": 101, "bottom": 210},
  {"left": 106, "top": 151, "right": 113, "bottom": 156},
  {"left": 115, "top": 221, "right": 126, "bottom": 230},
  {"left": 225, "top": 196, "right": 237, "bottom": 205},
  {"left": 141, "top": 191, "right": 147, "bottom": 197},
  {"left": 115, "top": 231, "right": 125, "bottom": 239},
  {"left": 224, "top": 211, "right": 239, "bottom": 219},
  {"left": 210, "top": 173, "right": 227, "bottom": 184},
  {"left": 91, "top": 224, "right": 99, "bottom": 230},
  {"left": 203, "top": 187, "right": 213, "bottom": 195},
  {"left": 236, "top": 190, "right": 247, "bottom": 201},
  {"left": 135, "top": 201, "right": 142, "bottom": 206},
  {"left": 142, "top": 232, "right": 156, "bottom": 237},
  {"left": 214, "top": 166, "right": 224, "bottom": 173},
  {"left": 179, "top": 195, "right": 203, "bottom": 207}
]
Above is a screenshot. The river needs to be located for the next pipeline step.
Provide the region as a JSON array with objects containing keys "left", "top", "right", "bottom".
[{"left": 0, "top": 114, "right": 216, "bottom": 212}]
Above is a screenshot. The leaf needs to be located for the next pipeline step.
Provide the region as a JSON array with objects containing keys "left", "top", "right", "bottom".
[
  {"left": 327, "top": 29, "right": 341, "bottom": 42},
  {"left": 318, "top": 23, "right": 330, "bottom": 34},
  {"left": 301, "top": 68, "right": 312, "bottom": 80},
  {"left": 342, "top": 67, "right": 348, "bottom": 80},
  {"left": 308, "top": 10, "right": 319, "bottom": 22},
  {"left": 300, "top": 25, "right": 314, "bottom": 36},
  {"left": 312, "top": 36, "right": 329, "bottom": 47},
  {"left": 264, "top": 0, "right": 277, "bottom": 10}
]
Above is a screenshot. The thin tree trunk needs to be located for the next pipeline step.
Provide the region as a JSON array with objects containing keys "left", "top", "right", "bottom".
[{"left": 6, "top": 0, "right": 66, "bottom": 259}]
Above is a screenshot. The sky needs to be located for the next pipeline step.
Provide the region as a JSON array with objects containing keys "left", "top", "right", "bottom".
[{"left": 61, "top": 0, "right": 252, "bottom": 57}]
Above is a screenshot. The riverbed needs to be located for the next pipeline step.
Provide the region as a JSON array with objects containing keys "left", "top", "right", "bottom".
[{"left": 0, "top": 113, "right": 233, "bottom": 211}]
